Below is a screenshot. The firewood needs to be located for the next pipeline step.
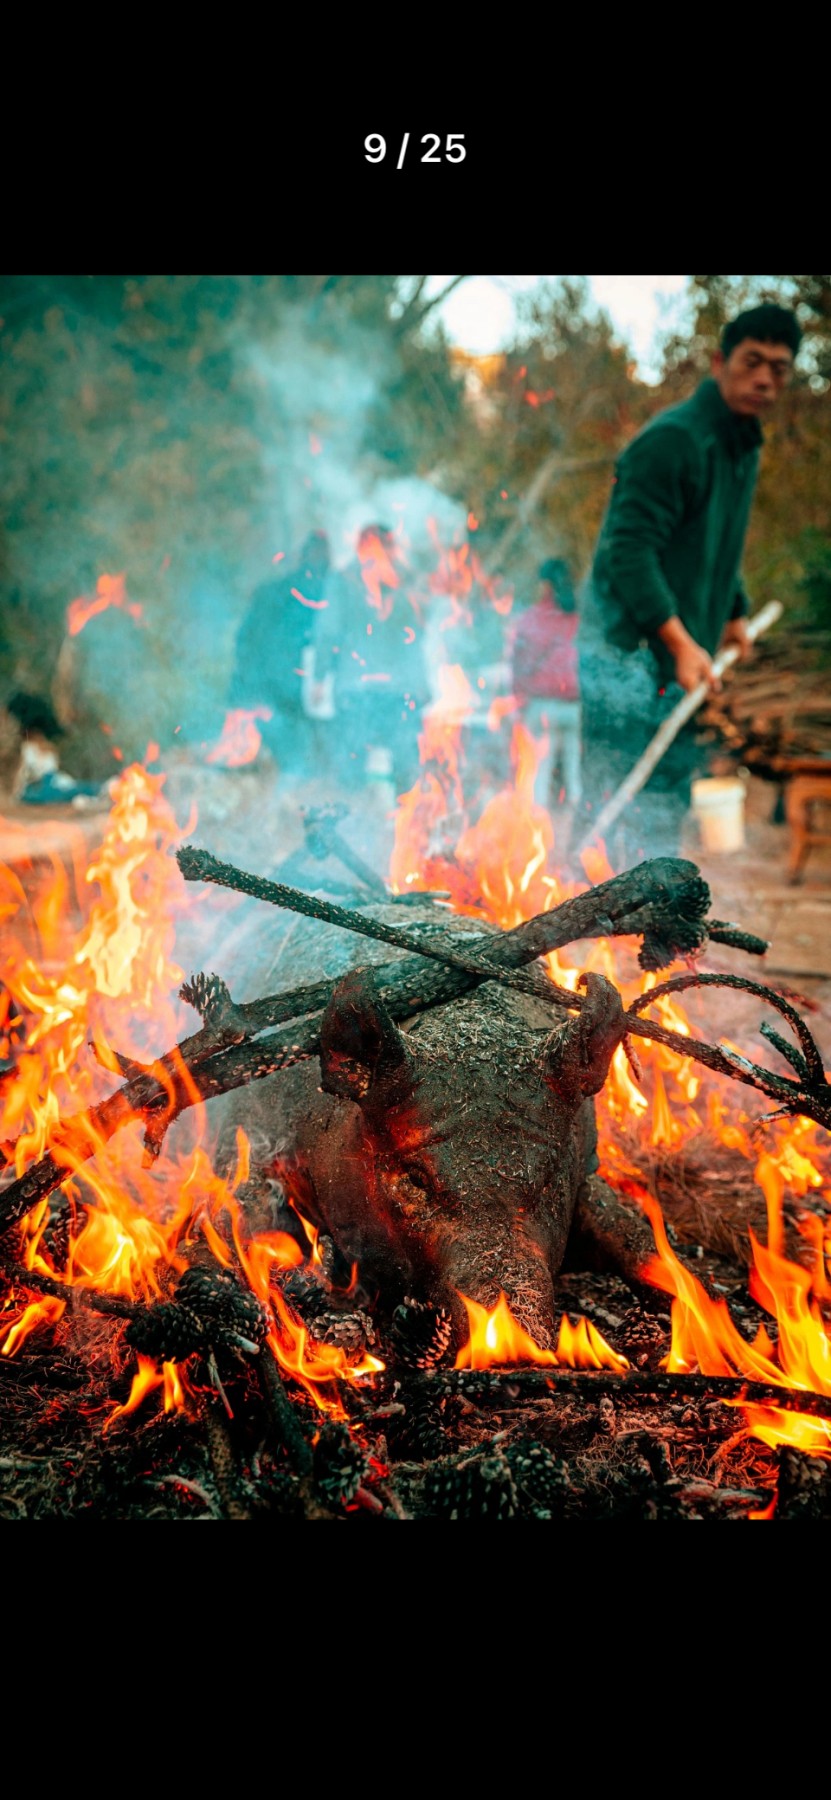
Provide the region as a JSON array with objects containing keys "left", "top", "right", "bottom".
[
  {"left": 413, "top": 1366, "right": 831, "bottom": 1421},
  {"left": 1, "top": 857, "right": 823, "bottom": 1240}
]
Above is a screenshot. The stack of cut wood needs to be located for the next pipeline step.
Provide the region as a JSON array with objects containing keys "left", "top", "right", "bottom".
[{"left": 700, "top": 626, "right": 831, "bottom": 779}]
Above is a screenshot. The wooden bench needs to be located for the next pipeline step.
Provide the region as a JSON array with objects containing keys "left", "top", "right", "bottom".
[{"left": 785, "top": 774, "right": 831, "bottom": 883}]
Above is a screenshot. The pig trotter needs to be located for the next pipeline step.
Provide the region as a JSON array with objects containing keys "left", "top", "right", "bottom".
[
  {"left": 568, "top": 1174, "right": 663, "bottom": 1292},
  {"left": 320, "top": 971, "right": 411, "bottom": 1103},
  {"left": 540, "top": 972, "right": 626, "bottom": 1102}
]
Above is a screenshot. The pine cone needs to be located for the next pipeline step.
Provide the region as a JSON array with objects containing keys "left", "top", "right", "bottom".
[
  {"left": 176, "top": 1266, "right": 269, "bottom": 1347},
  {"left": 639, "top": 877, "right": 710, "bottom": 970},
  {"left": 179, "top": 972, "right": 246, "bottom": 1037},
  {"left": 43, "top": 1203, "right": 75, "bottom": 1273},
  {"left": 309, "top": 1309, "right": 375, "bottom": 1360},
  {"left": 424, "top": 1452, "right": 517, "bottom": 1520},
  {"left": 312, "top": 1420, "right": 368, "bottom": 1505},
  {"left": 180, "top": 971, "right": 231, "bottom": 1023},
  {"left": 126, "top": 1301, "right": 203, "bottom": 1363},
  {"left": 395, "top": 1388, "right": 449, "bottom": 1461},
  {"left": 390, "top": 1298, "right": 453, "bottom": 1370},
  {"left": 505, "top": 1439, "right": 571, "bottom": 1513},
  {"left": 279, "top": 1265, "right": 331, "bottom": 1323},
  {"left": 778, "top": 1448, "right": 831, "bottom": 1520}
]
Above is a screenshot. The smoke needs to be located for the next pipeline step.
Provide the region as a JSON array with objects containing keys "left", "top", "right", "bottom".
[
  {"left": 243, "top": 315, "right": 465, "bottom": 563},
  {"left": 17, "top": 292, "right": 471, "bottom": 784},
  {"left": 2, "top": 282, "right": 520, "bottom": 999}
]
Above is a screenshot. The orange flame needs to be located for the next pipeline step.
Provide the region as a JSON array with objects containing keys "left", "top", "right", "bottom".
[
  {"left": 386, "top": 625, "right": 831, "bottom": 1453},
  {"left": 638, "top": 1190, "right": 831, "bottom": 1457},
  {"left": 103, "top": 1356, "right": 185, "bottom": 1430},
  {"left": 357, "top": 530, "right": 402, "bottom": 620},
  {"left": 0, "top": 755, "right": 386, "bottom": 1414},
  {"left": 454, "top": 1291, "right": 628, "bottom": 1373},
  {"left": 206, "top": 708, "right": 272, "bottom": 768},
  {"left": 66, "top": 572, "right": 143, "bottom": 637}
]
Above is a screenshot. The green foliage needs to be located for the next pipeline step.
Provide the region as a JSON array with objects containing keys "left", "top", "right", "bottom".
[
  {"left": 0, "top": 275, "right": 466, "bottom": 765},
  {"left": 1, "top": 274, "right": 827, "bottom": 773},
  {"left": 443, "top": 278, "right": 663, "bottom": 593}
]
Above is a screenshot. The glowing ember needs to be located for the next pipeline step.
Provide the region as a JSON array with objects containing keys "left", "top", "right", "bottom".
[{"left": 357, "top": 528, "right": 402, "bottom": 620}]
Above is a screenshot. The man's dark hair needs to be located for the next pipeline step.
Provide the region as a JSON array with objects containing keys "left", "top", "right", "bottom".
[
  {"left": 539, "top": 557, "right": 577, "bottom": 613},
  {"left": 721, "top": 304, "right": 802, "bottom": 359},
  {"left": 299, "top": 529, "right": 330, "bottom": 564},
  {"left": 6, "top": 691, "right": 64, "bottom": 740}
]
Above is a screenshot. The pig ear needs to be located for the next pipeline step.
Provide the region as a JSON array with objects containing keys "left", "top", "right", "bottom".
[
  {"left": 539, "top": 972, "right": 625, "bottom": 1099},
  {"left": 320, "top": 971, "right": 411, "bottom": 1104}
]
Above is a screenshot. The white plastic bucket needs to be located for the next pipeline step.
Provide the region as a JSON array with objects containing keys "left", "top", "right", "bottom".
[{"left": 691, "top": 777, "right": 746, "bottom": 853}]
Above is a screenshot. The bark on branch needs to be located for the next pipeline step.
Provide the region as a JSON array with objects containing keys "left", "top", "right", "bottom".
[{"left": 3, "top": 855, "right": 819, "bottom": 1234}]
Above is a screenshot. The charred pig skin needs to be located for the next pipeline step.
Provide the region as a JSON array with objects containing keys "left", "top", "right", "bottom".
[{"left": 259, "top": 901, "right": 628, "bottom": 1348}]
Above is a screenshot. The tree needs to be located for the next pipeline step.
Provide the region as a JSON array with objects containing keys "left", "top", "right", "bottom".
[
  {"left": 437, "top": 278, "right": 658, "bottom": 592},
  {"left": 0, "top": 276, "right": 468, "bottom": 769}
]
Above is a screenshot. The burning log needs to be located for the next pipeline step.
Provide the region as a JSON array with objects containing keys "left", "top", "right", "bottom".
[{"left": 409, "top": 1366, "right": 831, "bottom": 1422}]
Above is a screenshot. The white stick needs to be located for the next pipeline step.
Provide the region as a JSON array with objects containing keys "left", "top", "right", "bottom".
[{"left": 576, "top": 600, "right": 783, "bottom": 855}]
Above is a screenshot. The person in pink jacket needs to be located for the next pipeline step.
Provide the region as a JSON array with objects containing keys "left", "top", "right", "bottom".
[{"left": 509, "top": 558, "right": 581, "bottom": 810}]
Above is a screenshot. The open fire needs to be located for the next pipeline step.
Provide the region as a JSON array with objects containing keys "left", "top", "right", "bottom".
[{"left": 1, "top": 659, "right": 830, "bottom": 1518}]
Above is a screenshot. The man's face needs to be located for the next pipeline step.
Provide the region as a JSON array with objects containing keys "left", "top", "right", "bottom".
[{"left": 712, "top": 338, "right": 794, "bottom": 418}]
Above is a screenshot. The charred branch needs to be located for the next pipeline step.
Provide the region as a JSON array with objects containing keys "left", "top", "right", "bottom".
[
  {"left": 176, "top": 847, "right": 761, "bottom": 974},
  {"left": 413, "top": 1366, "right": 831, "bottom": 1421},
  {"left": 2, "top": 854, "right": 827, "bottom": 1232},
  {"left": 626, "top": 972, "right": 831, "bottom": 1129},
  {"left": 0, "top": 1257, "right": 141, "bottom": 1319}
]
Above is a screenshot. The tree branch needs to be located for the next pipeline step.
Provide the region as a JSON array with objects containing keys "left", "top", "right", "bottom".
[{"left": 3, "top": 858, "right": 816, "bottom": 1233}]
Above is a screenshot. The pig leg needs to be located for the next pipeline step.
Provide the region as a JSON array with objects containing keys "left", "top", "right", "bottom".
[
  {"left": 566, "top": 1174, "right": 664, "bottom": 1293},
  {"left": 436, "top": 1213, "right": 560, "bottom": 1352}
]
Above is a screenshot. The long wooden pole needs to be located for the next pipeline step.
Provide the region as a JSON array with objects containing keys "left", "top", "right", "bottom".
[{"left": 575, "top": 600, "right": 783, "bottom": 855}]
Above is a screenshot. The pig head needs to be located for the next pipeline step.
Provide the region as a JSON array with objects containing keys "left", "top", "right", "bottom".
[{"left": 270, "top": 966, "right": 626, "bottom": 1349}]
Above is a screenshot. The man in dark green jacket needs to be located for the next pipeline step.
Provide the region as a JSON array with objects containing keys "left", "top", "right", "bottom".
[{"left": 579, "top": 303, "right": 802, "bottom": 862}]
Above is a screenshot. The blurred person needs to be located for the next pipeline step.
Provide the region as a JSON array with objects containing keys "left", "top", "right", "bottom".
[
  {"left": 579, "top": 303, "right": 802, "bottom": 862},
  {"left": 229, "top": 530, "right": 331, "bottom": 783},
  {"left": 3, "top": 692, "right": 106, "bottom": 805},
  {"left": 509, "top": 557, "right": 580, "bottom": 810},
  {"left": 316, "top": 525, "right": 424, "bottom": 798}
]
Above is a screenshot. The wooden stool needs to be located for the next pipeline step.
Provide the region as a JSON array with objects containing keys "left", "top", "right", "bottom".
[{"left": 785, "top": 774, "right": 831, "bottom": 883}]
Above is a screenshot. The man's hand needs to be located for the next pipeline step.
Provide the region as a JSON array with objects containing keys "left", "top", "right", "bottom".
[
  {"left": 720, "top": 617, "right": 754, "bottom": 662},
  {"left": 657, "top": 616, "right": 720, "bottom": 693},
  {"left": 674, "top": 640, "right": 720, "bottom": 693}
]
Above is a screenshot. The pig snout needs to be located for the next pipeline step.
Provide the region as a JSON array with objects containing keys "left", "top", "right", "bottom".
[{"left": 312, "top": 968, "right": 627, "bottom": 1346}]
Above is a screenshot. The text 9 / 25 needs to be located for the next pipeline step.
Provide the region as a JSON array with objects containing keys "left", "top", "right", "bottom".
[{"left": 364, "top": 133, "right": 466, "bottom": 168}]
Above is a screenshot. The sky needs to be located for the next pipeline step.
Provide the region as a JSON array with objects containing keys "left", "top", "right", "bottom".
[{"left": 425, "top": 275, "right": 692, "bottom": 383}]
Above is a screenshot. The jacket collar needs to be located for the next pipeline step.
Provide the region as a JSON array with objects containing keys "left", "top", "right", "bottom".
[{"left": 694, "top": 377, "right": 763, "bottom": 456}]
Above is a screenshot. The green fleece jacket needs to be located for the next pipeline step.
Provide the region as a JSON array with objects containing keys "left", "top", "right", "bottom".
[{"left": 584, "top": 378, "right": 763, "bottom": 681}]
